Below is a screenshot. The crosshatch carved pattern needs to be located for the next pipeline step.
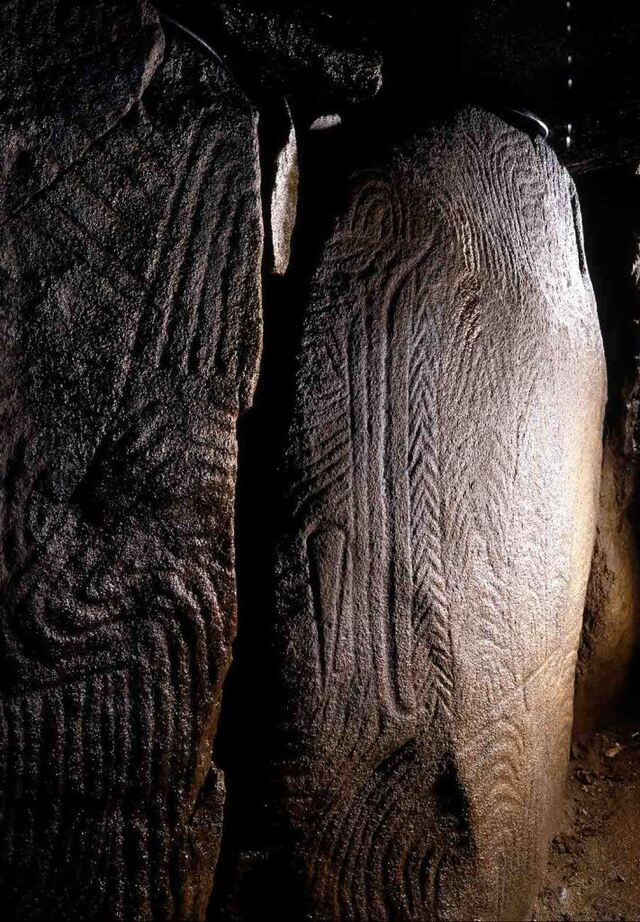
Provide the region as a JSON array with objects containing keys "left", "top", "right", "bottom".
[
  {"left": 0, "top": 1, "right": 617, "bottom": 917},
  {"left": 0, "top": 20, "right": 262, "bottom": 920}
]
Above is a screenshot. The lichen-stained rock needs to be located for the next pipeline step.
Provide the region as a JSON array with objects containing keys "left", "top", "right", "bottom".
[
  {"left": 266, "top": 108, "right": 605, "bottom": 921},
  {"left": 0, "top": 7, "right": 262, "bottom": 920}
]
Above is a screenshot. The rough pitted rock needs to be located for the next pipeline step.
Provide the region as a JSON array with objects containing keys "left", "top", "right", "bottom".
[
  {"left": 573, "top": 171, "right": 640, "bottom": 736},
  {"left": 156, "top": 1, "right": 382, "bottom": 108},
  {"left": 0, "top": 6, "right": 262, "bottom": 919},
  {"left": 247, "top": 108, "right": 605, "bottom": 920},
  {"left": 575, "top": 444, "right": 640, "bottom": 736},
  {"left": 0, "top": 0, "right": 164, "bottom": 211}
]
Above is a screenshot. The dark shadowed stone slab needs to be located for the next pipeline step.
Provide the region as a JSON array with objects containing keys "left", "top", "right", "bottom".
[
  {"left": 155, "top": 1, "right": 382, "bottom": 107},
  {"left": 245, "top": 108, "right": 605, "bottom": 920},
  {"left": 153, "top": 3, "right": 638, "bottom": 172},
  {"left": 202, "top": 1, "right": 637, "bottom": 173},
  {"left": 576, "top": 443, "right": 640, "bottom": 737},
  {"left": 208, "top": 2, "right": 382, "bottom": 104},
  {"left": 0, "top": 15, "right": 262, "bottom": 921},
  {"left": 0, "top": 0, "right": 164, "bottom": 210},
  {"left": 573, "top": 169, "right": 640, "bottom": 736}
]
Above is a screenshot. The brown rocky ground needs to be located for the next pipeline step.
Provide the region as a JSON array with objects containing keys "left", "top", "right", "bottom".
[{"left": 535, "top": 721, "right": 640, "bottom": 921}]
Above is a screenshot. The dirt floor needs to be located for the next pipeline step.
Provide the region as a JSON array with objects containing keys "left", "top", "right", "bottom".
[{"left": 535, "top": 722, "right": 640, "bottom": 921}]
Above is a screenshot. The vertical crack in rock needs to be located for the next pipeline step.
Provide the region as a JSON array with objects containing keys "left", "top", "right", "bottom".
[
  {"left": 220, "top": 107, "right": 605, "bottom": 921},
  {"left": 0, "top": 5, "right": 262, "bottom": 919}
]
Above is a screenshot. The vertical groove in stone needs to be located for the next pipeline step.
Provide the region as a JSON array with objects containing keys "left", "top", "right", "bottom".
[
  {"left": 0, "top": 9, "right": 262, "bottom": 918},
  {"left": 219, "top": 107, "right": 605, "bottom": 921}
]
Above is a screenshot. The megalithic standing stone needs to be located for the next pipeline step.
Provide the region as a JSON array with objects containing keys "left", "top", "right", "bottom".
[
  {"left": 0, "top": 2, "right": 262, "bottom": 918},
  {"left": 261, "top": 107, "right": 605, "bottom": 921}
]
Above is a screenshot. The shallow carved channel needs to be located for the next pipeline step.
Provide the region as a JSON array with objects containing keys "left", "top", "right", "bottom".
[{"left": 2, "top": 3, "right": 637, "bottom": 921}]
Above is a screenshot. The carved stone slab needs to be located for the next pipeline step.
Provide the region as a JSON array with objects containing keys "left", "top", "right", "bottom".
[
  {"left": 157, "top": 1, "right": 383, "bottom": 107},
  {"left": 263, "top": 108, "right": 605, "bottom": 920},
  {"left": 0, "top": 0, "right": 164, "bottom": 211},
  {"left": 0, "top": 9, "right": 262, "bottom": 919}
]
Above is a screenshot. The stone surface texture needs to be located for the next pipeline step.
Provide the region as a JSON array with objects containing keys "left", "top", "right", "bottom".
[
  {"left": 158, "top": 1, "right": 382, "bottom": 107},
  {"left": 573, "top": 172, "right": 640, "bottom": 736},
  {"left": 575, "top": 444, "right": 640, "bottom": 737},
  {"left": 0, "top": 2, "right": 630, "bottom": 919},
  {"left": 0, "top": 0, "right": 163, "bottom": 210},
  {"left": 252, "top": 108, "right": 605, "bottom": 921},
  {"left": 0, "top": 2, "right": 262, "bottom": 918}
]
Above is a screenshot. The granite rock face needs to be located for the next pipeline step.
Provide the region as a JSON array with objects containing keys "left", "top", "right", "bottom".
[
  {"left": 0, "top": 3, "right": 624, "bottom": 918},
  {"left": 253, "top": 108, "right": 605, "bottom": 921},
  {"left": 575, "top": 444, "right": 640, "bottom": 736},
  {"left": 573, "top": 170, "right": 640, "bottom": 736},
  {"left": 0, "top": 0, "right": 164, "bottom": 211},
  {"left": 157, "top": 1, "right": 383, "bottom": 108},
  {"left": 0, "top": 4, "right": 262, "bottom": 919}
]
